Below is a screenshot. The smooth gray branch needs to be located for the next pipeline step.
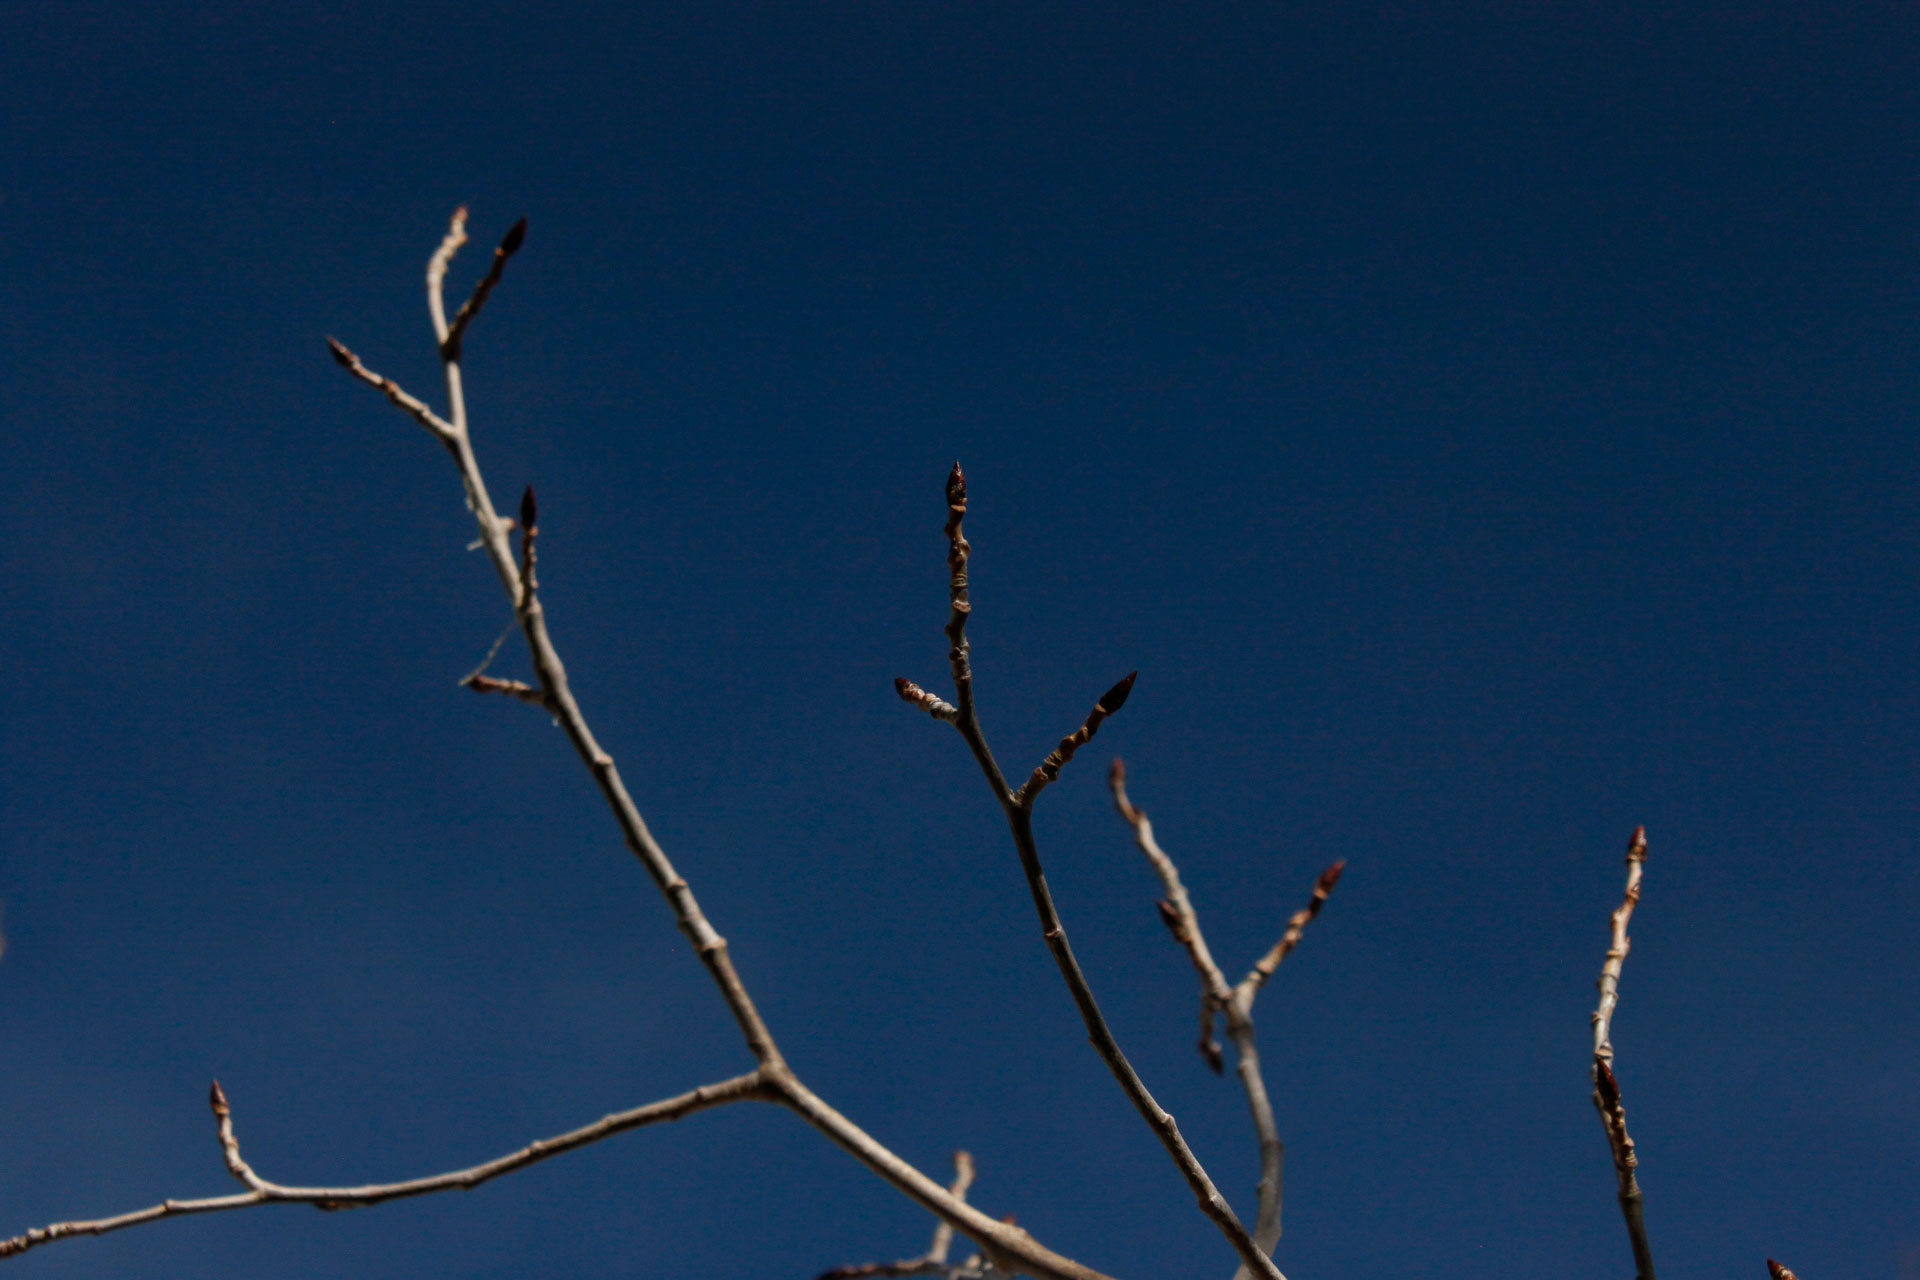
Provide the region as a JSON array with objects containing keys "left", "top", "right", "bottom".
[
  {"left": 896, "top": 473, "right": 1284, "bottom": 1280},
  {"left": 1592, "top": 825, "right": 1655, "bottom": 1280}
]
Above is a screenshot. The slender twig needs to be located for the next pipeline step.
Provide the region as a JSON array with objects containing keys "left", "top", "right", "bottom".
[
  {"left": 1110, "top": 760, "right": 1342, "bottom": 1276},
  {"left": 442, "top": 216, "right": 527, "bottom": 362},
  {"left": 1014, "top": 675, "right": 1136, "bottom": 808},
  {"left": 818, "top": 1151, "right": 979, "bottom": 1280},
  {"left": 1240, "top": 862, "right": 1344, "bottom": 997},
  {"left": 326, "top": 338, "right": 456, "bottom": 442},
  {"left": 896, "top": 473, "right": 1285, "bottom": 1280},
  {"left": 1592, "top": 826, "right": 1655, "bottom": 1280},
  {"left": 461, "top": 672, "right": 550, "bottom": 706},
  {"left": 895, "top": 678, "right": 959, "bottom": 723},
  {"left": 0, "top": 1073, "right": 771, "bottom": 1260}
]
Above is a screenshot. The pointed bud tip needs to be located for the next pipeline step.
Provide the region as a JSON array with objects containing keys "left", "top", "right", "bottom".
[
  {"left": 945, "top": 462, "right": 966, "bottom": 504},
  {"left": 501, "top": 217, "right": 528, "bottom": 255},
  {"left": 326, "top": 337, "right": 352, "bottom": 367},
  {"left": 519, "top": 485, "right": 537, "bottom": 530},
  {"left": 1320, "top": 859, "right": 1346, "bottom": 888},
  {"left": 1098, "top": 671, "right": 1138, "bottom": 714},
  {"left": 209, "top": 1079, "right": 228, "bottom": 1112}
]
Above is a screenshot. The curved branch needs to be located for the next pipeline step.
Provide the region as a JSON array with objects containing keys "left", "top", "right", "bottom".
[{"left": 0, "top": 1073, "right": 771, "bottom": 1260}]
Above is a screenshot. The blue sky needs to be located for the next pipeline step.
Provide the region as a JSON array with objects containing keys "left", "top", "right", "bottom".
[{"left": 2, "top": 4, "right": 1916, "bottom": 1279}]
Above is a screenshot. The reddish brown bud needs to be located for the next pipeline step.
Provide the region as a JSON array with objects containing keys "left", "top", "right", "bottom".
[
  {"left": 946, "top": 462, "right": 966, "bottom": 508},
  {"left": 209, "top": 1079, "right": 229, "bottom": 1117},
  {"left": 500, "top": 217, "right": 527, "bottom": 256},
  {"left": 893, "top": 677, "right": 915, "bottom": 701},
  {"left": 1201, "top": 1038, "right": 1225, "bottom": 1075},
  {"left": 1628, "top": 825, "right": 1648, "bottom": 861},
  {"left": 1155, "top": 898, "right": 1183, "bottom": 938},
  {"left": 1767, "top": 1261, "right": 1798, "bottom": 1280},
  {"left": 326, "top": 337, "right": 353, "bottom": 367},
  {"left": 1097, "top": 671, "right": 1138, "bottom": 715},
  {"left": 519, "top": 486, "right": 537, "bottom": 533},
  {"left": 1109, "top": 757, "right": 1127, "bottom": 785},
  {"left": 1318, "top": 860, "right": 1346, "bottom": 893}
]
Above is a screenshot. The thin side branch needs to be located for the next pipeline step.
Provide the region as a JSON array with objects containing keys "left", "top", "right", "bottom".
[
  {"left": 1592, "top": 825, "right": 1655, "bottom": 1280},
  {"left": 1240, "top": 862, "right": 1345, "bottom": 997},
  {"left": 461, "top": 673, "right": 550, "bottom": 707},
  {"left": 818, "top": 1151, "right": 978, "bottom": 1280},
  {"left": 1, "top": 1073, "right": 772, "bottom": 1260},
  {"left": 895, "top": 677, "right": 959, "bottom": 722},
  {"left": 326, "top": 338, "right": 457, "bottom": 442},
  {"left": 443, "top": 216, "right": 527, "bottom": 361},
  {"left": 1013, "top": 674, "right": 1136, "bottom": 808}
]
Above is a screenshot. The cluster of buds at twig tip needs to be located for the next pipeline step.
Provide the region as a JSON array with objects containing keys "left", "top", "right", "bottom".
[
  {"left": 894, "top": 677, "right": 958, "bottom": 722},
  {"left": 1767, "top": 1260, "right": 1799, "bottom": 1280},
  {"left": 208, "top": 1079, "right": 229, "bottom": 1120}
]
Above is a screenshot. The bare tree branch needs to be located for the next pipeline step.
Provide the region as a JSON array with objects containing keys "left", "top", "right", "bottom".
[
  {"left": 896, "top": 475, "right": 1285, "bottom": 1280},
  {"left": 819, "top": 1151, "right": 979, "bottom": 1280},
  {"left": 1593, "top": 825, "right": 1655, "bottom": 1280},
  {"left": 11, "top": 210, "right": 1127, "bottom": 1280},
  {"left": 1110, "top": 760, "right": 1343, "bottom": 1277},
  {"left": 0, "top": 1073, "right": 772, "bottom": 1260}
]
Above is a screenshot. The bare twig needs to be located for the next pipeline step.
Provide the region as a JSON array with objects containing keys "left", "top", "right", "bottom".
[
  {"left": 897, "top": 475, "right": 1285, "bottom": 1280},
  {"left": 1014, "top": 674, "right": 1136, "bottom": 808},
  {"left": 443, "top": 216, "right": 527, "bottom": 362},
  {"left": 1241, "top": 862, "right": 1345, "bottom": 997},
  {"left": 1110, "top": 760, "right": 1342, "bottom": 1275},
  {"left": 461, "top": 672, "right": 550, "bottom": 707},
  {"left": 895, "top": 677, "right": 959, "bottom": 722},
  {"left": 818, "top": 1151, "right": 979, "bottom": 1280},
  {"left": 326, "top": 338, "right": 456, "bottom": 442},
  {"left": 0, "top": 1073, "right": 772, "bottom": 1260},
  {"left": 1592, "top": 826, "right": 1655, "bottom": 1280}
]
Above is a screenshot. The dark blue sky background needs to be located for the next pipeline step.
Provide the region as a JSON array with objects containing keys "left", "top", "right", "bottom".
[{"left": 2, "top": 4, "right": 1915, "bottom": 1279}]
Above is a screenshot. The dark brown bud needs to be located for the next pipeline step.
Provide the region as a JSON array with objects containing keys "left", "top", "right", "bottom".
[
  {"left": 1155, "top": 898, "right": 1183, "bottom": 939},
  {"left": 520, "top": 486, "right": 538, "bottom": 533},
  {"left": 1097, "top": 671, "right": 1138, "bottom": 715},
  {"left": 1318, "top": 860, "right": 1346, "bottom": 893},
  {"left": 209, "top": 1079, "right": 229, "bottom": 1117},
  {"left": 1628, "top": 825, "right": 1647, "bottom": 861},
  {"left": 326, "top": 337, "right": 353, "bottom": 367},
  {"left": 1201, "top": 1038, "right": 1225, "bottom": 1075},
  {"left": 946, "top": 462, "right": 966, "bottom": 508},
  {"left": 893, "top": 677, "right": 915, "bottom": 701},
  {"left": 500, "top": 217, "right": 528, "bottom": 256},
  {"left": 1767, "top": 1260, "right": 1798, "bottom": 1280}
]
